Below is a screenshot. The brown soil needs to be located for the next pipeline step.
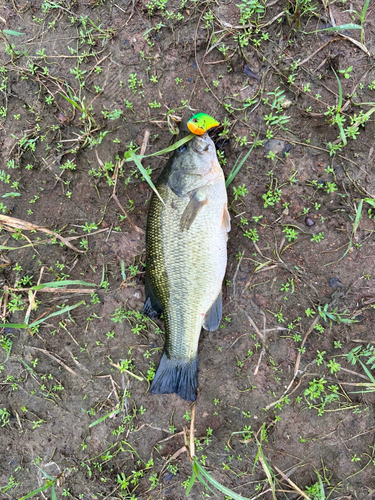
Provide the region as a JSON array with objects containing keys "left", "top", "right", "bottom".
[{"left": 1, "top": 0, "right": 375, "bottom": 499}]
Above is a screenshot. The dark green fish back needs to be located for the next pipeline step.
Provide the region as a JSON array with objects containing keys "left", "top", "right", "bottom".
[{"left": 143, "top": 160, "right": 170, "bottom": 345}]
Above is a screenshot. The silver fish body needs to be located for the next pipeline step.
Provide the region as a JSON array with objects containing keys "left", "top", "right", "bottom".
[{"left": 143, "top": 133, "right": 230, "bottom": 400}]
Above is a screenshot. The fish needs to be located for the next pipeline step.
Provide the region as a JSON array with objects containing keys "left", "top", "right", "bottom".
[
  {"left": 143, "top": 132, "right": 230, "bottom": 401},
  {"left": 187, "top": 113, "right": 219, "bottom": 135}
]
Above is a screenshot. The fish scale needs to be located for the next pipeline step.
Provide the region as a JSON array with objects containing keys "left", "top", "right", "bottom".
[{"left": 143, "top": 133, "right": 230, "bottom": 401}]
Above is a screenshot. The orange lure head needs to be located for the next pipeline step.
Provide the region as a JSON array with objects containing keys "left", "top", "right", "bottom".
[{"left": 187, "top": 113, "right": 219, "bottom": 135}]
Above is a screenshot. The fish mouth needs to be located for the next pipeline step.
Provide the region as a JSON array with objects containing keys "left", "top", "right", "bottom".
[{"left": 191, "top": 133, "right": 210, "bottom": 155}]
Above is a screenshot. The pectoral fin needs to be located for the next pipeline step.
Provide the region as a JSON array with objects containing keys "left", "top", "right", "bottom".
[
  {"left": 223, "top": 203, "right": 231, "bottom": 232},
  {"left": 180, "top": 191, "right": 207, "bottom": 231},
  {"left": 203, "top": 290, "right": 222, "bottom": 331}
]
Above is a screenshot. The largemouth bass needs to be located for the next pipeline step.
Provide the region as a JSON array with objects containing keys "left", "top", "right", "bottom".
[{"left": 143, "top": 133, "right": 230, "bottom": 401}]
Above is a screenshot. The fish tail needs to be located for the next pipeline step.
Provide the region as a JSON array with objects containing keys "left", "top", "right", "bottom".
[{"left": 150, "top": 353, "right": 198, "bottom": 401}]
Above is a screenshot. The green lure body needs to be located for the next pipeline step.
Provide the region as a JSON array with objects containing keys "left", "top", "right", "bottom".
[{"left": 187, "top": 113, "right": 219, "bottom": 135}]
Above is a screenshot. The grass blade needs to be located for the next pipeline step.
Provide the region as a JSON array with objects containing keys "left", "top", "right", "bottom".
[
  {"left": 193, "top": 461, "right": 218, "bottom": 497},
  {"left": 38, "top": 468, "right": 55, "bottom": 481},
  {"left": 225, "top": 135, "right": 259, "bottom": 188},
  {"left": 124, "top": 133, "right": 194, "bottom": 162},
  {"left": 257, "top": 444, "right": 276, "bottom": 500},
  {"left": 332, "top": 69, "right": 343, "bottom": 112},
  {"left": 3, "top": 29, "right": 25, "bottom": 36},
  {"left": 365, "top": 198, "right": 375, "bottom": 209},
  {"left": 99, "top": 264, "right": 106, "bottom": 287},
  {"left": 0, "top": 300, "right": 86, "bottom": 329},
  {"left": 361, "top": 0, "right": 370, "bottom": 23},
  {"left": 51, "top": 484, "right": 57, "bottom": 500},
  {"left": 18, "top": 482, "right": 53, "bottom": 500},
  {"left": 339, "top": 199, "right": 363, "bottom": 261},
  {"left": 310, "top": 23, "right": 361, "bottom": 33},
  {"left": 89, "top": 408, "right": 120, "bottom": 427},
  {"left": 31, "top": 279, "right": 97, "bottom": 291},
  {"left": 0, "top": 322, "right": 30, "bottom": 329},
  {"left": 59, "top": 93, "right": 85, "bottom": 113},
  {"left": 193, "top": 458, "right": 251, "bottom": 499},
  {"left": 2, "top": 192, "right": 20, "bottom": 198},
  {"left": 185, "top": 470, "right": 197, "bottom": 496},
  {"left": 28, "top": 300, "right": 86, "bottom": 328},
  {"left": 127, "top": 150, "right": 165, "bottom": 205},
  {"left": 358, "top": 359, "right": 375, "bottom": 383},
  {"left": 317, "top": 472, "right": 325, "bottom": 500}
]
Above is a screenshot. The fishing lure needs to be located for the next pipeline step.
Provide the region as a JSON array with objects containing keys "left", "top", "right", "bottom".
[{"left": 187, "top": 113, "right": 219, "bottom": 135}]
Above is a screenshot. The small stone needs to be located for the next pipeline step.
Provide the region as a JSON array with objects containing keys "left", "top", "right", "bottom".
[
  {"left": 164, "top": 472, "right": 174, "bottom": 482},
  {"left": 265, "top": 139, "right": 286, "bottom": 154},
  {"left": 329, "top": 277, "right": 344, "bottom": 289},
  {"left": 281, "top": 99, "right": 292, "bottom": 109}
]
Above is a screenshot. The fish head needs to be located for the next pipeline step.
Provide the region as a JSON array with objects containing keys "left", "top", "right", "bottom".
[
  {"left": 168, "top": 134, "right": 222, "bottom": 197},
  {"left": 172, "top": 133, "right": 217, "bottom": 176}
]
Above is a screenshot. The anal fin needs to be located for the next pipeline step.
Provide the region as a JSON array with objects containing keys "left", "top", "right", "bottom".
[
  {"left": 203, "top": 290, "right": 222, "bottom": 331},
  {"left": 142, "top": 275, "right": 163, "bottom": 319}
]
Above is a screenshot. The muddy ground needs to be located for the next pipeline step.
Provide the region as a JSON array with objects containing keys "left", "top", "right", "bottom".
[{"left": 1, "top": 0, "right": 375, "bottom": 498}]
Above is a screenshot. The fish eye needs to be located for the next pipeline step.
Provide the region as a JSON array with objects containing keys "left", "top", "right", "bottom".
[
  {"left": 177, "top": 144, "right": 187, "bottom": 153},
  {"left": 192, "top": 118, "right": 198, "bottom": 123}
]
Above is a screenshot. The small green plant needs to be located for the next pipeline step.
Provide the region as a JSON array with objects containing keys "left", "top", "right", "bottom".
[
  {"left": 316, "top": 350, "right": 326, "bottom": 366},
  {"left": 149, "top": 100, "right": 161, "bottom": 109},
  {"left": 318, "top": 304, "right": 356, "bottom": 325},
  {"left": 0, "top": 335, "right": 12, "bottom": 361},
  {"left": 273, "top": 307, "right": 285, "bottom": 323},
  {"left": 339, "top": 66, "right": 353, "bottom": 79},
  {"left": 283, "top": 226, "right": 298, "bottom": 242},
  {"left": 0, "top": 407, "right": 10, "bottom": 427},
  {"left": 305, "top": 308, "right": 315, "bottom": 317},
  {"left": 327, "top": 358, "right": 341, "bottom": 374},
  {"left": 244, "top": 228, "right": 259, "bottom": 242},
  {"left": 305, "top": 480, "right": 324, "bottom": 500},
  {"left": 347, "top": 344, "right": 375, "bottom": 370},
  {"left": 304, "top": 377, "right": 326, "bottom": 400},
  {"left": 18, "top": 465, "right": 63, "bottom": 500},
  {"left": 233, "top": 184, "right": 248, "bottom": 200},
  {"left": 325, "top": 182, "right": 337, "bottom": 194},
  {"left": 311, "top": 232, "right": 324, "bottom": 242},
  {"left": 128, "top": 73, "right": 143, "bottom": 93},
  {"left": 263, "top": 185, "right": 282, "bottom": 207},
  {"left": 102, "top": 108, "right": 123, "bottom": 120},
  {"left": 236, "top": 0, "right": 265, "bottom": 25}
]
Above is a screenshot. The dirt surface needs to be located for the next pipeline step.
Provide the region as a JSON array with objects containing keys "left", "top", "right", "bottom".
[{"left": 1, "top": 0, "right": 375, "bottom": 499}]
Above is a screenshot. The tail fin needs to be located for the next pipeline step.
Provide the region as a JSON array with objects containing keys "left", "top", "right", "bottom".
[{"left": 150, "top": 353, "right": 198, "bottom": 401}]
